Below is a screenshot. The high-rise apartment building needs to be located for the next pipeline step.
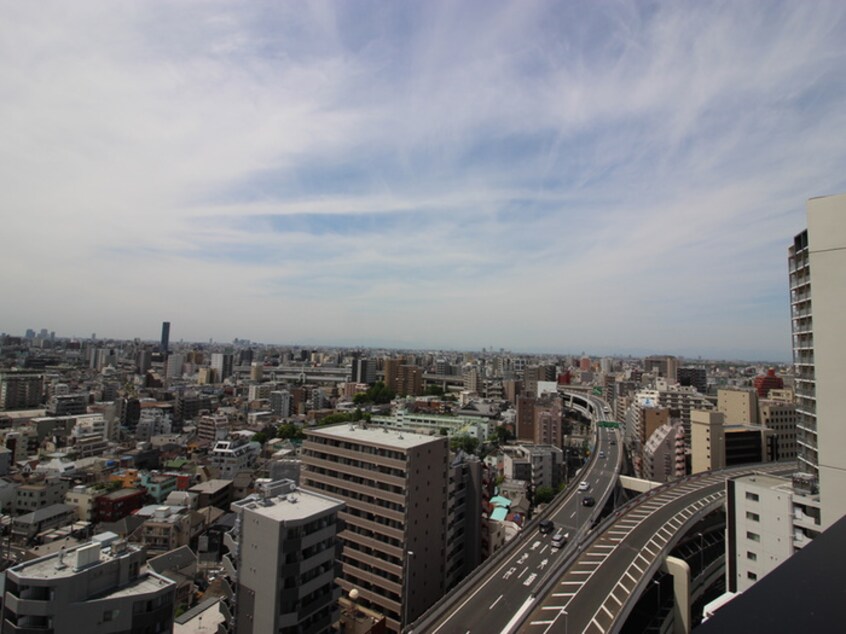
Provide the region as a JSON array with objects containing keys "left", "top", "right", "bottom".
[
  {"left": 0, "top": 371, "right": 43, "bottom": 410},
  {"left": 210, "top": 352, "right": 234, "bottom": 382},
  {"left": 801, "top": 193, "right": 846, "bottom": 529},
  {"left": 227, "top": 479, "right": 345, "bottom": 634},
  {"left": 678, "top": 367, "right": 708, "bottom": 393},
  {"left": 717, "top": 388, "right": 759, "bottom": 425},
  {"left": 301, "top": 425, "right": 450, "bottom": 632},
  {"left": 383, "top": 358, "right": 400, "bottom": 393},
  {"left": 644, "top": 355, "right": 679, "bottom": 382},
  {"left": 396, "top": 364, "right": 423, "bottom": 397}
]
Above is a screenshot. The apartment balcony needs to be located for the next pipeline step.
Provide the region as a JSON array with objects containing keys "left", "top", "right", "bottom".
[
  {"left": 3, "top": 595, "right": 50, "bottom": 618},
  {"left": 302, "top": 440, "right": 406, "bottom": 472},
  {"left": 223, "top": 531, "right": 238, "bottom": 553},
  {"left": 222, "top": 553, "right": 237, "bottom": 581},
  {"left": 305, "top": 455, "right": 405, "bottom": 489},
  {"left": 301, "top": 523, "right": 337, "bottom": 551},
  {"left": 793, "top": 509, "right": 820, "bottom": 533},
  {"left": 303, "top": 469, "right": 405, "bottom": 505},
  {"left": 340, "top": 510, "right": 403, "bottom": 543}
]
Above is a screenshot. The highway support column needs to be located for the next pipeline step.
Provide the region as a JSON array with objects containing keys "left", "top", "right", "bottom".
[{"left": 660, "top": 556, "right": 691, "bottom": 634}]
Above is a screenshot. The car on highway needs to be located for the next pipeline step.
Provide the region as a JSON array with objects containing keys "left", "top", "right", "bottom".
[
  {"left": 578, "top": 481, "right": 590, "bottom": 491},
  {"left": 582, "top": 496, "right": 596, "bottom": 507},
  {"left": 539, "top": 519, "right": 554, "bottom": 534},
  {"left": 551, "top": 530, "right": 569, "bottom": 550},
  {"left": 599, "top": 450, "right": 606, "bottom": 458}
]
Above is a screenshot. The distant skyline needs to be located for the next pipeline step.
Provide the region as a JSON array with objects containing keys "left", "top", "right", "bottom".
[{"left": 3, "top": 2, "right": 846, "bottom": 362}]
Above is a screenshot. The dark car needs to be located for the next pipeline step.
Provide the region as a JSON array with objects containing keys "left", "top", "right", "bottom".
[
  {"left": 582, "top": 496, "right": 596, "bottom": 507},
  {"left": 539, "top": 519, "right": 554, "bottom": 534}
]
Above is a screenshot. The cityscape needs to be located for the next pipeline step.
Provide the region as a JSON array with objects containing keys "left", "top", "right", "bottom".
[
  {"left": 0, "top": 191, "right": 843, "bottom": 633},
  {"left": 2, "top": 2, "right": 846, "bottom": 634}
]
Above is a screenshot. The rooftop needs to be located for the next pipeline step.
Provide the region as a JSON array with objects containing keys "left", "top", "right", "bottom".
[
  {"left": 233, "top": 481, "right": 343, "bottom": 522},
  {"left": 309, "top": 423, "right": 445, "bottom": 450},
  {"left": 10, "top": 539, "right": 136, "bottom": 580}
]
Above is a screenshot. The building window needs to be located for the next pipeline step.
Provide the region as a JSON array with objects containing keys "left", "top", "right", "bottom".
[
  {"left": 746, "top": 531, "right": 760, "bottom": 542},
  {"left": 747, "top": 571, "right": 758, "bottom": 581},
  {"left": 746, "top": 492, "right": 760, "bottom": 502},
  {"left": 747, "top": 551, "right": 757, "bottom": 561},
  {"left": 746, "top": 512, "right": 760, "bottom": 522}
]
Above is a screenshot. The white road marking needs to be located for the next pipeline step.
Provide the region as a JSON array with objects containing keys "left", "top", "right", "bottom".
[{"left": 489, "top": 594, "right": 503, "bottom": 610}]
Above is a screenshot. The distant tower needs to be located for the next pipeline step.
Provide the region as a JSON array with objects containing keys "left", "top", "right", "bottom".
[{"left": 160, "top": 321, "right": 170, "bottom": 355}]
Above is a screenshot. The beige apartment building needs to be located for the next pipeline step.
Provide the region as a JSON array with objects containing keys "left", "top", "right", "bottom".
[
  {"left": 717, "top": 388, "right": 758, "bottom": 425},
  {"left": 691, "top": 411, "right": 726, "bottom": 473},
  {"left": 301, "top": 424, "right": 449, "bottom": 633}
]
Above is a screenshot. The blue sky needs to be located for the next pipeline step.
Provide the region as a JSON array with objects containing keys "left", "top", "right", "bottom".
[{"left": 2, "top": 1, "right": 845, "bottom": 360}]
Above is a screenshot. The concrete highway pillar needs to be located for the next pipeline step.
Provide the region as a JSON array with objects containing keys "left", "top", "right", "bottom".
[{"left": 661, "top": 556, "right": 691, "bottom": 634}]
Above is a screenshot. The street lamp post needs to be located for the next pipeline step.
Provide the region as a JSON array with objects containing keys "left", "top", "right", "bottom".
[
  {"left": 403, "top": 550, "right": 415, "bottom": 631},
  {"left": 653, "top": 578, "right": 661, "bottom": 619},
  {"left": 563, "top": 608, "right": 569, "bottom": 634},
  {"left": 697, "top": 532, "right": 705, "bottom": 577}
]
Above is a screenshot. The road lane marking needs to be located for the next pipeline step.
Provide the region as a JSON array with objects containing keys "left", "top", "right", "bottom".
[
  {"left": 489, "top": 594, "right": 503, "bottom": 610},
  {"left": 518, "top": 566, "right": 529, "bottom": 578}
]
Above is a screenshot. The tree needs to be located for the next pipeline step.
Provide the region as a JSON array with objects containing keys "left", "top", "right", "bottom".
[
  {"left": 252, "top": 431, "right": 269, "bottom": 445},
  {"left": 534, "top": 486, "right": 555, "bottom": 505},
  {"left": 494, "top": 425, "right": 514, "bottom": 444},
  {"left": 351, "top": 382, "right": 396, "bottom": 405},
  {"left": 317, "top": 412, "right": 354, "bottom": 426},
  {"left": 277, "top": 423, "right": 305, "bottom": 440},
  {"left": 450, "top": 435, "right": 480, "bottom": 455}
]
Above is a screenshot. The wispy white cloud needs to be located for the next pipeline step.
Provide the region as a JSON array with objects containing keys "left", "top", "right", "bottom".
[{"left": 1, "top": 0, "right": 845, "bottom": 359}]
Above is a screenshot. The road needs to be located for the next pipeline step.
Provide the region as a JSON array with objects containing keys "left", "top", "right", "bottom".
[
  {"left": 518, "top": 462, "right": 794, "bottom": 634},
  {"left": 414, "top": 398, "right": 620, "bottom": 634}
]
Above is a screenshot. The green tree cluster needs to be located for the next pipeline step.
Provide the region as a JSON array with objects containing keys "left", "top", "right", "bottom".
[
  {"left": 352, "top": 382, "right": 396, "bottom": 404},
  {"left": 449, "top": 435, "right": 480, "bottom": 455},
  {"left": 276, "top": 423, "right": 305, "bottom": 440},
  {"left": 534, "top": 486, "right": 555, "bottom": 505}
]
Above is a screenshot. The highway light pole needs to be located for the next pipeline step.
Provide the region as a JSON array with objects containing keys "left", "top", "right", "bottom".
[
  {"left": 653, "top": 578, "right": 661, "bottom": 617},
  {"left": 697, "top": 532, "right": 704, "bottom": 577}
]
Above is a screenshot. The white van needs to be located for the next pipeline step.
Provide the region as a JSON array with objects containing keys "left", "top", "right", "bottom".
[{"left": 578, "top": 481, "right": 589, "bottom": 492}]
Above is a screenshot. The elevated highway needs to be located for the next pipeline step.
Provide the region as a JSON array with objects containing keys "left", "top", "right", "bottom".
[
  {"left": 518, "top": 461, "right": 794, "bottom": 634},
  {"left": 410, "top": 395, "right": 618, "bottom": 634}
]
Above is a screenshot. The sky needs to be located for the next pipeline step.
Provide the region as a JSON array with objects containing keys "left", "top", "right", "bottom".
[{"left": 2, "top": 1, "right": 845, "bottom": 361}]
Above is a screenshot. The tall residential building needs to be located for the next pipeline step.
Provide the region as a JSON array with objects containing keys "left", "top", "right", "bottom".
[
  {"left": 160, "top": 321, "right": 170, "bottom": 355},
  {"left": 396, "top": 365, "right": 423, "bottom": 397},
  {"left": 227, "top": 479, "right": 345, "bottom": 634},
  {"left": 643, "top": 355, "right": 679, "bottom": 382},
  {"left": 801, "top": 193, "right": 846, "bottom": 529},
  {"left": 0, "top": 371, "right": 43, "bottom": 410},
  {"left": 383, "top": 358, "right": 401, "bottom": 393},
  {"left": 690, "top": 411, "right": 726, "bottom": 474},
  {"left": 301, "top": 425, "right": 450, "bottom": 632},
  {"left": 351, "top": 357, "right": 377, "bottom": 385},
  {"left": 634, "top": 384, "right": 712, "bottom": 446},
  {"left": 271, "top": 390, "right": 293, "bottom": 418},
  {"left": 165, "top": 352, "right": 185, "bottom": 379},
  {"left": 789, "top": 227, "right": 816, "bottom": 479},
  {"left": 2, "top": 537, "right": 175, "bottom": 634},
  {"left": 678, "top": 367, "right": 708, "bottom": 394},
  {"left": 210, "top": 352, "right": 234, "bottom": 382},
  {"left": 759, "top": 399, "right": 798, "bottom": 461},
  {"left": 717, "top": 388, "right": 759, "bottom": 425}
]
